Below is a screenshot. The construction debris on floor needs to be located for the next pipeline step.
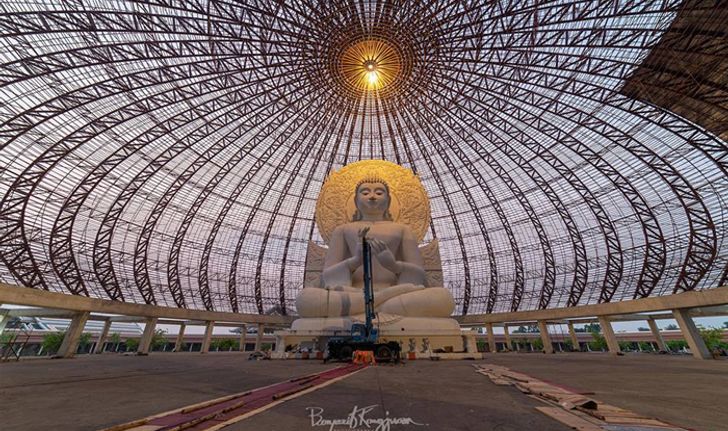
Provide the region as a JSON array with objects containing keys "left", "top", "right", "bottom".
[{"left": 474, "top": 364, "right": 687, "bottom": 431}]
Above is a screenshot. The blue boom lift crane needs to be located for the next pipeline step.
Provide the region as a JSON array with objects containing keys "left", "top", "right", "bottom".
[{"left": 325, "top": 228, "right": 401, "bottom": 362}]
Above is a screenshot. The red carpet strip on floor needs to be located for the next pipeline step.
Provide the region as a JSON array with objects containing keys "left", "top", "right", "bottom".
[{"left": 104, "top": 364, "right": 364, "bottom": 431}]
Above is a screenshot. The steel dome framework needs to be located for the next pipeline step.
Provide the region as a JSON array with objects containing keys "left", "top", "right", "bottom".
[{"left": 0, "top": 0, "right": 725, "bottom": 316}]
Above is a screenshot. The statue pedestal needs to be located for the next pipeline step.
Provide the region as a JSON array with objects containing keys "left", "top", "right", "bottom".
[{"left": 273, "top": 315, "right": 480, "bottom": 360}]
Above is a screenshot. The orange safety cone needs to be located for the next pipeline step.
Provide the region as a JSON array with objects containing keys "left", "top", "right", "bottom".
[{"left": 353, "top": 350, "right": 376, "bottom": 365}]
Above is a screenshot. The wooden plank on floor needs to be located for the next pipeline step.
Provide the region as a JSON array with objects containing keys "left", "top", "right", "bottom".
[{"left": 534, "top": 407, "right": 602, "bottom": 431}]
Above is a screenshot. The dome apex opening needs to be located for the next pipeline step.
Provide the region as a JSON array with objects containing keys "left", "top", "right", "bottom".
[{"left": 340, "top": 39, "right": 401, "bottom": 92}]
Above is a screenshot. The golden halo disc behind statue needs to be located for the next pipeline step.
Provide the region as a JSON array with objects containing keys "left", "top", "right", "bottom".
[{"left": 315, "top": 160, "right": 431, "bottom": 243}]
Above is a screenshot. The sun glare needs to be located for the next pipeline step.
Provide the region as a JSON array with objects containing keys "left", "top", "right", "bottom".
[{"left": 340, "top": 39, "right": 400, "bottom": 92}]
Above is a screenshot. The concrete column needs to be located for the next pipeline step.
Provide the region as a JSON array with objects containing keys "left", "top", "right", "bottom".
[
  {"left": 201, "top": 321, "right": 214, "bottom": 353},
  {"left": 0, "top": 309, "right": 9, "bottom": 336},
  {"left": 597, "top": 316, "right": 620, "bottom": 355},
  {"left": 503, "top": 324, "right": 512, "bottom": 351},
  {"left": 239, "top": 324, "right": 247, "bottom": 352},
  {"left": 673, "top": 308, "right": 711, "bottom": 360},
  {"left": 93, "top": 319, "right": 111, "bottom": 354},
  {"left": 567, "top": 322, "right": 579, "bottom": 351},
  {"left": 537, "top": 320, "right": 554, "bottom": 354},
  {"left": 137, "top": 317, "right": 158, "bottom": 355},
  {"left": 647, "top": 318, "right": 667, "bottom": 352},
  {"left": 255, "top": 323, "right": 264, "bottom": 351},
  {"left": 56, "top": 311, "right": 90, "bottom": 358},
  {"left": 485, "top": 322, "right": 496, "bottom": 353},
  {"left": 174, "top": 323, "right": 186, "bottom": 352}
]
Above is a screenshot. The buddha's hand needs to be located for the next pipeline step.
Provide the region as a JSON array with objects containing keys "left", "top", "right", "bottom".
[
  {"left": 369, "top": 239, "right": 402, "bottom": 275},
  {"left": 345, "top": 229, "right": 368, "bottom": 271}
]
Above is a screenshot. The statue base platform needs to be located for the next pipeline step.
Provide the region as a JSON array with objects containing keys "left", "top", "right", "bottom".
[{"left": 273, "top": 315, "right": 478, "bottom": 359}]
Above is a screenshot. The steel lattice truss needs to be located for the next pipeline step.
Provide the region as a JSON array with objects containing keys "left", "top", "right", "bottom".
[{"left": 0, "top": 0, "right": 726, "bottom": 315}]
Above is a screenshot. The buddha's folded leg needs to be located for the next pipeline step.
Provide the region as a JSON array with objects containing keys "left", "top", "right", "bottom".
[
  {"left": 295, "top": 287, "right": 366, "bottom": 318},
  {"left": 376, "top": 287, "right": 455, "bottom": 317}
]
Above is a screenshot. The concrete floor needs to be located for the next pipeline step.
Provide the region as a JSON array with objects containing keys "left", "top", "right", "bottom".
[
  {"left": 484, "top": 352, "right": 728, "bottom": 431},
  {"left": 0, "top": 352, "right": 725, "bottom": 431},
  {"left": 236, "top": 360, "right": 568, "bottom": 431},
  {"left": 0, "top": 353, "right": 332, "bottom": 430}
]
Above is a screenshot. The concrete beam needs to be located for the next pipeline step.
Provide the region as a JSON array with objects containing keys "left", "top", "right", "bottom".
[
  {"left": 137, "top": 318, "right": 158, "bottom": 355},
  {"left": 174, "top": 323, "right": 186, "bottom": 352},
  {"left": 459, "top": 286, "right": 728, "bottom": 324},
  {"left": 673, "top": 308, "right": 711, "bottom": 360},
  {"left": 0, "top": 284, "right": 293, "bottom": 325},
  {"left": 56, "top": 311, "right": 90, "bottom": 358},
  {"left": 537, "top": 320, "right": 554, "bottom": 354},
  {"left": 255, "top": 323, "right": 264, "bottom": 352},
  {"left": 597, "top": 316, "right": 621, "bottom": 355},
  {"left": 647, "top": 318, "right": 667, "bottom": 351},
  {"left": 178, "top": 320, "right": 206, "bottom": 326},
  {"left": 108, "top": 316, "right": 148, "bottom": 323},
  {"left": 201, "top": 321, "right": 214, "bottom": 353},
  {"left": 567, "top": 322, "right": 579, "bottom": 351},
  {"left": 5, "top": 307, "right": 76, "bottom": 318},
  {"left": 93, "top": 319, "right": 111, "bottom": 354},
  {"left": 689, "top": 305, "right": 728, "bottom": 317},
  {"left": 239, "top": 324, "right": 247, "bottom": 352},
  {"left": 485, "top": 322, "right": 496, "bottom": 353}
]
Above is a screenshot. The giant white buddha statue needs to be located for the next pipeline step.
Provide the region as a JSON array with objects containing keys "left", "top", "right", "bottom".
[{"left": 293, "top": 160, "right": 458, "bottom": 333}]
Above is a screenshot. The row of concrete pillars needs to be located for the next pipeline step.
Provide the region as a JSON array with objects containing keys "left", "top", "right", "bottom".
[
  {"left": 48, "top": 312, "right": 268, "bottom": 358},
  {"left": 482, "top": 308, "right": 714, "bottom": 359}
]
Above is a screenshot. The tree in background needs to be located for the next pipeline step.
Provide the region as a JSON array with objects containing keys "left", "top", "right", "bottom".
[
  {"left": 575, "top": 323, "right": 601, "bottom": 333},
  {"left": 664, "top": 323, "right": 679, "bottom": 330},
  {"left": 698, "top": 326, "right": 727, "bottom": 352},
  {"left": 77, "top": 333, "right": 93, "bottom": 353},
  {"left": 150, "top": 329, "right": 168, "bottom": 351},
  {"left": 637, "top": 327, "right": 650, "bottom": 331},
  {"left": 588, "top": 325, "right": 607, "bottom": 351},
  {"left": 512, "top": 325, "right": 539, "bottom": 333},
  {"left": 108, "top": 333, "right": 121, "bottom": 352}
]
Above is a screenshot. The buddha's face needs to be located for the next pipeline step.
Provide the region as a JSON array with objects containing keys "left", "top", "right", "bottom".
[{"left": 355, "top": 182, "right": 390, "bottom": 219}]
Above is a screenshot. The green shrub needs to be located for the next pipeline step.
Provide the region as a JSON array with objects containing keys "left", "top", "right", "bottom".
[
  {"left": 532, "top": 337, "right": 544, "bottom": 351},
  {"left": 125, "top": 338, "right": 139, "bottom": 352},
  {"left": 638, "top": 342, "right": 654, "bottom": 351},
  {"left": 42, "top": 331, "right": 66, "bottom": 355},
  {"left": 216, "top": 338, "right": 239, "bottom": 351},
  {"left": 0, "top": 332, "right": 16, "bottom": 345},
  {"left": 665, "top": 340, "right": 687, "bottom": 352},
  {"left": 618, "top": 341, "right": 633, "bottom": 351}
]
